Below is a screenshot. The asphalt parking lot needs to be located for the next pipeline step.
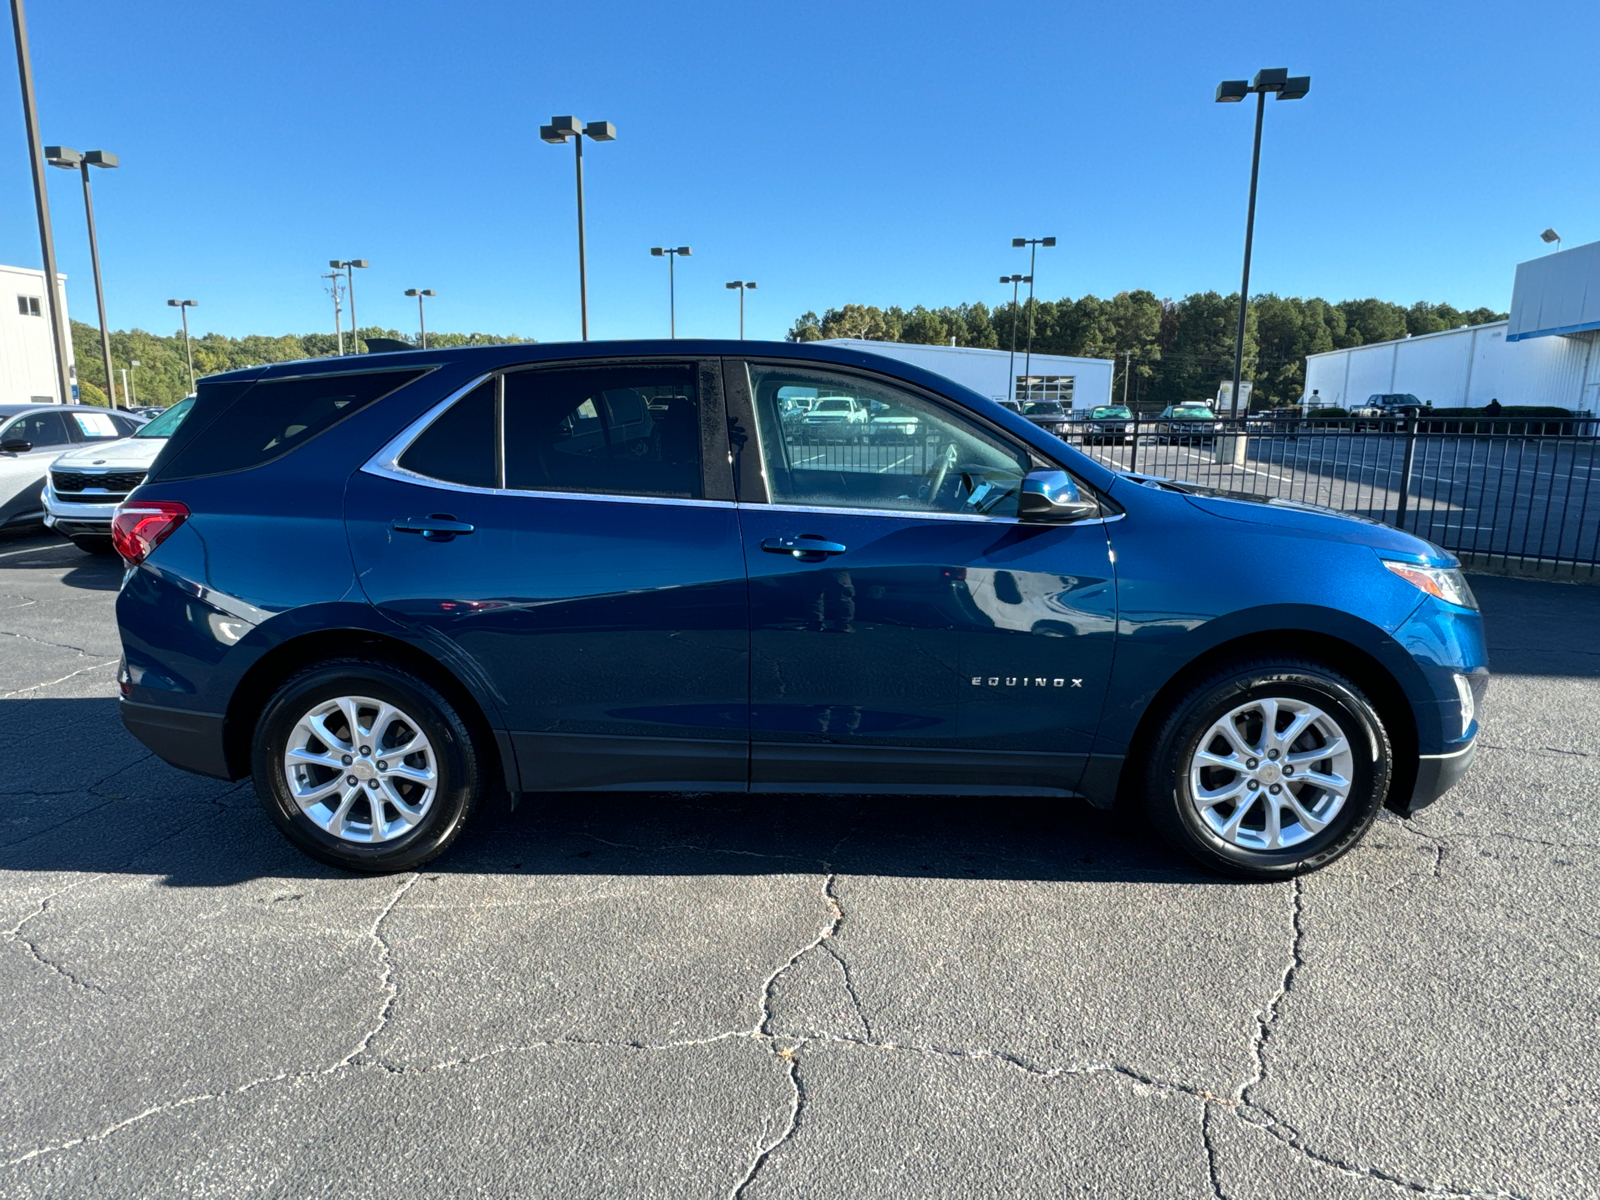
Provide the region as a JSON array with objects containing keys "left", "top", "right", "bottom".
[{"left": 1, "top": 529, "right": 1597, "bottom": 1198}]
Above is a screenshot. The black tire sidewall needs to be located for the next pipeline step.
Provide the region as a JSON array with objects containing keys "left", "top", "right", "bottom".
[
  {"left": 1148, "top": 664, "right": 1389, "bottom": 878},
  {"left": 252, "top": 661, "right": 479, "bottom": 873}
]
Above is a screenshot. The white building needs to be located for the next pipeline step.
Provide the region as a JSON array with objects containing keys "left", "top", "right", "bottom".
[
  {"left": 819, "top": 338, "right": 1114, "bottom": 410},
  {"left": 1303, "top": 241, "right": 1600, "bottom": 413},
  {"left": 0, "top": 263, "right": 72, "bottom": 405}
]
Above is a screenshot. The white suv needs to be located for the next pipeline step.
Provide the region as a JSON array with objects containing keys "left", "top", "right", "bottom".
[{"left": 44, "top": 398, "right": 193, "bottom": 553}]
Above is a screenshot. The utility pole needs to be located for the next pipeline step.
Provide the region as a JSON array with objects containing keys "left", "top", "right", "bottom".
[
  {"left": 10, "top": 0, "right": 73, "bottom": 404},
  {"left": 322, "top": 271, "right": 345, "bottom": 355}
]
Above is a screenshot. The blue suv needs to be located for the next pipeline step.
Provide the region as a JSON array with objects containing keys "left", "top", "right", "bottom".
[{"left": 112, "top": 342, "right": 1486, "bottom": 878}]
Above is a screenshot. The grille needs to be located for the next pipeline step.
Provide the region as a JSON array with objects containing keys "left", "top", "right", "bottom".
[{"left": 52, "top": 470, "right": 146, "bottom": 500}]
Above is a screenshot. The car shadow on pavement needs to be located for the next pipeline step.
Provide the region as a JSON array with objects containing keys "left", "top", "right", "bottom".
[
  {"left": 0, "top": 533, "right": 122, "bottom": 590},
  {"left": 0, "top": 696, "right": 1223, "bottom": 887}
]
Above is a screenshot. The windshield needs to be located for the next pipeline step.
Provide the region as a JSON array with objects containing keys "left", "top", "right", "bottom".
[
  {"left": 1172, "top": 406, "right": 1215, "bottom": 419},
  {"left": 1093, "top": 407, "right": 1132, "bottom": 419},
  {"left": 812, "top": 399, "right": 853, "bottom": 413},
  {"left": 134, "top": 397, "right": 195, "bottom": 438},
  {"left": 1024, "top": 402, "right": 1064, "bottom": 415}
]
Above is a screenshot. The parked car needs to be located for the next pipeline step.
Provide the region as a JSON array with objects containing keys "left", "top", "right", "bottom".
[
  {"left": 1156, "top": 403, "right": 1221, "bottom": 444},
  {"left": 1085, "top": 404, "right": 1136, "bottom": 444},
  {"left": 44, "top": 397, "right": 194, "bottom": 553},
  {"left": 796, "top": 395, "right": 870, "bottom": 440},
  {"left": 128, "top": 406, "right": 170, "bottom": 420},
  {"left": 1021, "top": 400, "right": 1072, "bottom": 437},
  {"left": 867, "top": 399, "right": 920, "bottom": 440},
  {"left": 0, "top": 404, "right": 144, "bottom": 536},
  {"left": 1351, "top": 393, "right": 1422, "bottom": 432},
  {"left": 114, "top": 341, "right": 1486, "bottom": 880}
]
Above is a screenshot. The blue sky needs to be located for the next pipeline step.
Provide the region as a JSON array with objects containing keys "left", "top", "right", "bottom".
[{"left": 2, "top": 0, "right": 1595, "bottom": 345}]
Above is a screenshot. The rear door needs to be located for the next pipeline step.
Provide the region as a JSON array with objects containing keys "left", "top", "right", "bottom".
[{"left": 346, "top": 358, "right": 750, "bottom": 792}]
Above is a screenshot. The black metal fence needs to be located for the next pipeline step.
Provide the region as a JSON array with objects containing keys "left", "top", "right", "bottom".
[{"left": 1066, "top": 415, "right": 1600, "bottom": 579}]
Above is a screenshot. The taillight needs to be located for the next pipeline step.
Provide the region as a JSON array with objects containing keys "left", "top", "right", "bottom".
[{"left": 111, "top": 500, "right": 189, "bottom": 565}]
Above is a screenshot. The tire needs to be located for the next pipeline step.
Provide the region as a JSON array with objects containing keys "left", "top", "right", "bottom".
[
  {"left": 252, "top": 658, "right": 484, "bottom": 873},
  {"left": 1143, "top": 658, "right": 1390, "bottom": 879},
  {"left": 69, "top": 535, "right": 117, "bottom": 555}
]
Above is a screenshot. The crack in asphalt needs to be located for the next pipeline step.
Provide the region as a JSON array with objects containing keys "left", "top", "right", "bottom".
[
  {"left": 4, "top": 894, "right": 108, "bottom": 995},
  {"left": 1, "top": 658, "right": 118, "bottom": 699},
  {"left": 1237, "top": 878, "right": 1304, "bottom": 1107},
  {"left": 1202, "top": 1105, "right": 1227, "bottom": 1200},
  {"left": 339, "top": 873, "right": 421, "bottom": 1068},
  {"left": 0, "top": 629, "right": 110, "bottom": 659}
]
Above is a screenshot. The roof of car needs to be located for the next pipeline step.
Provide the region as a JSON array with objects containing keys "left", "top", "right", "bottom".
[{"left": 0, "top": 403, "right": 139, "bottom": 417}]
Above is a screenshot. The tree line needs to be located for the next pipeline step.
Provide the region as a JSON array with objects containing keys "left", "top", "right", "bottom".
[
  {"left": 787, "top": 293, "right": 1507, "bottom": 410},
  {"left": 68, "top": 321, "right": 529, "bottom": 407}
]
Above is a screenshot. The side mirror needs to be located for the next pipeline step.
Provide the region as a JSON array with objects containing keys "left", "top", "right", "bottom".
[
  {"left": 1, "top": 438, "right": 32, "bottom": 453},
  {"left": 1018, "top": 469, "right": 1099, "bottom": 522}
]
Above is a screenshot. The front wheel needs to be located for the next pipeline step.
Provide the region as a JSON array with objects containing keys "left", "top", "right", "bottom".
[
  {"left": 1143, "top": 659, "right": 1390, "bottom": 878},
  {"left": 252, "top": 659, "right": 484, "bottom": 872}
]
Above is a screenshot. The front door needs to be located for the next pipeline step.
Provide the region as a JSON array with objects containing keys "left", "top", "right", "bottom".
[
  {"left": 730, "top": 359, "right": 1115, "bottom": 796},
  {"left": 346, "top": 359, "right": 750, "bottom": 792},
  {"left": 0, "top": 409, "right": 73, "bottom": 525}
]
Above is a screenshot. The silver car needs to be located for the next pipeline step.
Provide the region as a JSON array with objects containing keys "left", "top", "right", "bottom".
[{"left": 0, "top": 404, "right": 143, "bottom": 536}]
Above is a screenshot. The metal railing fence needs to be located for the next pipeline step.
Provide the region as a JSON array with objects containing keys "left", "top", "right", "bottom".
[{"left": 1066, "top": 414, "right": 1600, "bottom": 578}]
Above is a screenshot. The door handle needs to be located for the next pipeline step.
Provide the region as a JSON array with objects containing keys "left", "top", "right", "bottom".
[
  {"left": 761, "top": 535, "right": 847, "bottom": 558},
  {"left": 392, "top": 514, "right": 475, "bottom": 541}
]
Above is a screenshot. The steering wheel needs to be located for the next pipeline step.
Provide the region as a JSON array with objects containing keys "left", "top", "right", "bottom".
[{"left": 920, "top": 442, "right": 958, "bottom": 508}]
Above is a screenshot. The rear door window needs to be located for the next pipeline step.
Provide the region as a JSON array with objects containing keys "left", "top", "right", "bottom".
[{"left": 502, "top": 364, "right": 702, "bottom": 498}]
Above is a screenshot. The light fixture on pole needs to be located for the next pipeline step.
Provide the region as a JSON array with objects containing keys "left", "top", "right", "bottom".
[
  {"left": 541, "top": 115, "right": 616, "bottom": 341},
  {"left": 166, "top": 299, "right": 197, "bottom": 392},
  {"left": 1541, "top": 228, "right": 1562, "bottom": 252},
  {"left": 1215, "top": 68, "right": 1310, "bottom": 417},
  {"left": 724, "top": 280, "right": 757, "bottom": 339},
  {"left": 47, "top": 146, "right": 121, "bottom": 407},
  {"left": 1011, "top": 238, "right": 1055, "bottom": 402},
  {"left": 128, "top": 358, "right": 139, "bottom": 406},
  {"left": 404, "top": 288, "right": 435, "bottom": 348},
  {"left": 651, "top": 246, "right": 691, "bottom": 337},
  {"left": 329, "top": 260, "right": 368, "bottom": 351},
  {"left": 999, "top": 274, "right": 1029, "bottom": 405},
  {"left": 10, "top": 0, "right": 72, "bottom": 403}
]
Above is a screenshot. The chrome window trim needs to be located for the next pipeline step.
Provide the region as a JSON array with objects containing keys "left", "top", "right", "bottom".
[
  {"left": 361, "top": 371, "right": 734, "bottom": 511},
  {"left": 735, "top": 500, "right": 1121, "bottom": 527}
]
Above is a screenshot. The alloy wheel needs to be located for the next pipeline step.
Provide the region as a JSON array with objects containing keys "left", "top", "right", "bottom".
[
  {"left": 1187, "top": 696, "right": 1354, "bottom": 851},
  {"left": 282, "top": 695, "right": 438, "bottom": 843}
]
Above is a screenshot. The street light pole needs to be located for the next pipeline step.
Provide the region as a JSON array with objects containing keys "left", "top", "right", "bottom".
[
  {"left": 1000, "top": 274, "right": 1027, "bottom": 404},
  {"left": 541, "top": 117, "right": 616, "bottom": 340},
  {"left": 651, "top": 247, "right": 691, "bottom": 337},
  {"left": 404, "top": 288, "right": 435, "bottom": 348},
  {"left": 48, "top": 146, "right": 120, "bottom": 407},
  {"left": 330, "top": 260, "right": 368, "bottom": 351},
  {"left": 724, "top": 281, "right": 756, "bottom": 338},
  {"left": 10, "top": 0, "right": 73, "bottom": 404},
  {"left": 167, "top": 299, "right": 197, "bottom": 392},
  {"left": 1216, "top": 69, "right": 1309, "bottom": 417},
  {"left": 128, "top": 358, "right": 138, "bottom": 406},
  {"left": 1011, "top": 237, "right": 1055, "bottom": 404}
]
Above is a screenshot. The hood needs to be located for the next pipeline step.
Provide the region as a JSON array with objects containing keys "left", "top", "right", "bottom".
[
  {"left": 1118, "top": 474, "right": 1454, "bottom": 565},
  {"left": 49, "top": 435, "right": 168, "bottom": 471}
]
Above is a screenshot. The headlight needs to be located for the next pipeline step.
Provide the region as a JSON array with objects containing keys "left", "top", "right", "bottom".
[{"left": 1383, "top": 560, "right": 1478, "bottom": 609}]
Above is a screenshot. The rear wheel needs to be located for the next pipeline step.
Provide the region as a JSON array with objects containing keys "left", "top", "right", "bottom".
[
  {"left": 1144, "top": 658, "right": 1390, "bottom": 878},
  {"left": 252, "top": 659, "right": 484, "bottom": 872}
]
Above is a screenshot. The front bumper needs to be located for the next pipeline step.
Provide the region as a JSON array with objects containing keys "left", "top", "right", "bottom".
[
  {"left": 120, "top": 699, "right": 236, "bottom": 780},
  {"left": 42, "top": 487, "right": 124, "bottom": 537},
  {"left": 1398, "top": 736, "right": 1477, "bottom": 814}
]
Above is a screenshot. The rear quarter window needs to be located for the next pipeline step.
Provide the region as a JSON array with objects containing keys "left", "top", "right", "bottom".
[{"left": 149, "top": 368, "right": 428, "bottom": 482}]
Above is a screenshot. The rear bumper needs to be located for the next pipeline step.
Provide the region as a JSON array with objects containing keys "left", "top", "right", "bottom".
[
  {"left": 1397, "top": 737, "right": 1477, "bottom": 815},
  {"left": 120, "top": 699, "right": 236, "bottom": 780}
]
